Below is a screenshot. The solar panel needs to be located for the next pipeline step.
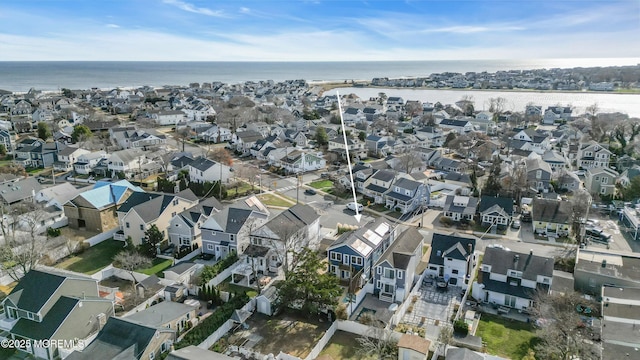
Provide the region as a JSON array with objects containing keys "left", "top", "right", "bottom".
[
  {"left": 352, "top": 239, "right": 373, "bottom": 256},
  {"left": 374, "top": 222, "right": 390, "bottom": 236},
  {"left": 363, "top": 229, "right": 382, "bottom": 246}
]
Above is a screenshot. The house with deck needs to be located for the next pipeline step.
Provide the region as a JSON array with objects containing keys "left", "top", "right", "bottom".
[{"left": 426, "top": 233, "right": 477, "bottom": 289}]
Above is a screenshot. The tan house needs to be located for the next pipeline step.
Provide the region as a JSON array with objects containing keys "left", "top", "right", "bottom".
[
  {"left": 64, "top": 180, "right": 144, "bottom": 232},
  {"left": 114, "top": 189, "right": 199, "bottom": 246},
  {"left": 398, "top": 333, "right": 430, "bottom": 360}
]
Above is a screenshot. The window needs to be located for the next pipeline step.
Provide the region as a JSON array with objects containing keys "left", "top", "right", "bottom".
[
  {"left": 383, "top": 283, "right": 394, "bottom": 294},
  {"left": 602, "top": 177, "right": 608, "bottom": 184},
  {"left": 351, "top": 256, "right": 363, "bottom": 266},
  {"left": 504, "top": 295, "right": 516, "bottom": 307},
  {"left": 383, "top": 268, "right": 395, "bottom": 279},
  {"left": 398, "top": 270, "right": 403, "bottom": 279},
  {"left": 173, "top": 199, "right": 178, "bottom": 206},
  {"left": 149, "top": 351, "right": 155, "bottom": 360},
  {"left": 330, "top": 265, "right": 337, "bottom": 274},
  {"left": 126, "top": 222, "right": 130, "bottom": 228},
  {"left": 207, "top": 244, "right": 214, "bottom": 250},
  {"left": 140, "top": 224, "right": 144, "bottom": 230},
  {"left": 330, "top": 252, "right": 342, "bottom": 262},
  {"left": 230, "top": 234, "right": 235, "bottom": 242},
  {"left": 171, "top": 212, "right": 176, "bottom": 217},
  {"left": 27, "top": 312, "right": 34, "bottom": 320},
  {"left": 452, "top": 269, "right": 459, "bottom": 275}
]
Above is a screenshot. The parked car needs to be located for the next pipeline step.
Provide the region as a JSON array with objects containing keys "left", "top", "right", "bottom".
[
  {"left": 304, "top": 189, "right": 317, "bottom": 195},
  {"left": 521, "top": 211, "right": 532, "bottom": 223},
  {"left": 346, "top": 202, "right": 363, "bottom": 212},
  {"left": 320, "top": 173, "right": 329, "bottom": 179},
  {"left": 511, "top": 220, "right": 521, "bottom": 229}
]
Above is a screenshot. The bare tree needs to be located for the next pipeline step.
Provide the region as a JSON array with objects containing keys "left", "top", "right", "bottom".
[
  {"left": 532, "top": 291, "right": 601, "bottom": 360},
  {"left": 437, "top": 326, "right": 454, "bottom": 357},
  {"left": 113, "top": 250, "right": 151, "bottom": 301},
  {"left": 0, "top": 204, "right": 50, "bottom": 281},
  {"left": 209, "top": 148, "right": 233, "bottom": 166},
  {"left": 356, "top": 315, "right": 397, "bottom": 359},
  {"left": 392, "top": 152, "right": 425, "bottom": 174},
  {"left": 487, "top": 97, "right": 507, "bottom": 119},
  {"left": 570, "top": 189, "right": 591, "bottom": 242}
]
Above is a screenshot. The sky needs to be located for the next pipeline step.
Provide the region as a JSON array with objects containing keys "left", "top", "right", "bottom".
[{"left": 0, "top": 0, "right": 639, "bottom": 61}]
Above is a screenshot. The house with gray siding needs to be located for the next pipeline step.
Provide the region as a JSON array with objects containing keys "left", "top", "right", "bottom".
[
  {"left": 373, "top": 227, "right": 423, "bottom": 303},
  {"left": 167, "top": 197, "right": 223, "bottom": 252}
]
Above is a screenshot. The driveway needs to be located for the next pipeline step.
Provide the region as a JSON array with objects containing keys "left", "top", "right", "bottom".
[{"left": 403, "top": 280, "right": 461, "bottom": 327}]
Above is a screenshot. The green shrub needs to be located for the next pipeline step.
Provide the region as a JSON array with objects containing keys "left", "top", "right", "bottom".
[
  {"left": 440, "top": 217, "right": 454, "bottom": 226},
  {"left": 199, "top": 253, "right": 239, "bottom": 285},
  {"left": 454, "top": 319, "right": 469, "bottom": 335},
  {"left": 47, "top": 227, "right": 62, "bottom": 237},
  {"left": 174, "top": 293, "right": 249, "bottom": 349}
]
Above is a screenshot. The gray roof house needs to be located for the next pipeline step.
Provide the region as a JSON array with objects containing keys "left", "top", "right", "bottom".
[
  {"left": 124, "top": 301, "right": 197, "bottom": 334},
  {"left": 1, "top": 269, "right": 114, "bottom": 360},
  {"left": 373, "top": 227, "right": 423, "bottom": 303},
  {"left": 0, "top": 177, "right": 42, "bottom": 204},
  {"left": 65, "top": 316, "right": 175, "bottom": 360},
  {"left": 384, "top": 177, "right": 429, "bottom": 215},
  {"left": 443, "top": 195, "right": 479, "bottom": 222},
  {"left": 167, "top": 196, "right": 224, "bottom": 252},
  {"left": 427, "top": 233, "right": 477, "bottom": 289},
  {"left": 478, "top": 196, "right": 513, "bottom": 228},
  {"left": 472, "top": 247, "right": 553, "bottom": 311},
  {"left": 526, "top": 158, "right": 552, "bottom": 192}
]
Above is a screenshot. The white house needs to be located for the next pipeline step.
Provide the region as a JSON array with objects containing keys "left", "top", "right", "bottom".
[
  {"left": 187, "top": 157, "right": 232, "bottom": 184},
  {"left": 74, "top": 151, "right": 107, "bottom": 175},
  {"left": 107, "top": 148, "right": 147, "bottom": 175},
  {"left": 426, "top": 233, "right": 477, "bottom": 289},
  {"left": 147, "top": 110, "right": 185, "bottom": 126}
]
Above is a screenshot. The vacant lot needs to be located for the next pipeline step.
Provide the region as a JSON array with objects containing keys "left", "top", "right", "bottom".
[
  {"left": 55, "top": 240, "right": 124, "bottom": 274},
  {"left": 475, "top": 313, "right": 539, "bottom": 360},
  {"left": 317, "top": 330, "right": 377, "bottom": 360}
]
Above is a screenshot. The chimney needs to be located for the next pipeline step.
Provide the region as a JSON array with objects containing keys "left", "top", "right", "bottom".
[
  {"left": 529, "top": 249, "right": 533, "bottom": 256},
  {"left": 513, "top": 254, "right": 520, "bottom": 267},
  {"left": 468, "top": 243, "right": 473, "bottom": 255}
]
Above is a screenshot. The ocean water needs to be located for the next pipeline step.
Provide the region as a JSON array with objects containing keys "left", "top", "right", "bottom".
[{"left": 0, "top": 58, "right": 638, "bottom": 92}]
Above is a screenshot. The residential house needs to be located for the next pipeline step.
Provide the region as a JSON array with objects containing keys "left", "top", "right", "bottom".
[
  {"left": 0, "top": 269, "right": 114, "bottom": 360},
  {"left": 167, "top": 197, "right": 223, "bottom": 252},
  {"left": 531, "top": 198, "right": 572, "bottom": 238},
  {"left": 573, "top": 249, "right": 640, "bottom": 295},
  {"left": 328, "top": 137, "right": 367, "bottom": 160},
  {"left": 163, "top": 262, "right": 199, "bottom": 285},
  {"left": 364, "top": 169, "right": 396, "bottom": 204},
  {"left": 443, "top": 195, "right": 479, "bottom": 222},
  {"left": 187, "top": 157, "right": 232, "bottom": 184},
  {"left": 65, "top": 317, "right": 174, "bottom": 360},
  {"left": 110, "top": 127, "right": 167, "bottom": 150},
  {"left": 0, "top": 177, "right": 42, "bottom": 205},
  {"left": 249, "top": 204, "right": 320, "bottom": 272},
  {"left": 14, "top": 140, "right": 66, "bottom": 168},
  {"left": 426, "top": 233, "right": 477, "bottom": 289},
  {"left": 617, "top": 164, "right": 640, "bottom": 188},
  {"left": 414, "top": 147, "right": 442, "bottom": 166},
  {"left": 525, "top": 158, "right": 552, "bottom": 192},
  {"left": 557, "top": 171, "right": 581, "bottom": 192},
  {"left": 472, "top": 248, "right": 553, "bottom": 311},
  {"left": 54, "top": 146, "right": 90, "bottom": 172},
  {"left": 271, "top": 149, "right": 326, "bottom": 174},
  {"left": 438, "top": 119, "right": 473, "bottom": 134},
  {"left": 415, "top": 127, "right": 445, "bottom": 147},
  {"left": 147, "top": 109, "right": 185, "bottom": 126},
  {"left": 543, "top": 106, "right": 572, "bottom": 125},
  {"left": 541, "top": 150, "right": 568, "bottom": 173},
  {"left": 74, "top": 151, "right": 107, "bottom": 175},
  {"left": 327, "top": 218, "right": 396, "bottom": 287},
  {"left": 577, "top": 141, "right": 612, "bottom": 170},
  {"left": 373, "top": 227, "right": 423, "bottom": 303},
  {"left": 478, "top": 196, "right": 513, "bottom": 228},
  {"left": 200, "top": 196, "right": 270, "bottom": 259},
  {"left": 584, "top": 167, "right": 619, "bottom": 197},
  {"left": 234, "top": 130, "right": 264, "bottom": 155},
  {"left": 443, "top": 172, "right": 473, "bottom": 196},
  {"left": 0, "top": 129, "right": 14, "bottom": 154},
  {"left": 114, "top": 189, "right": 199, "bottom": 246},
  {"left": 434, "top": 158, "right": 468, "bottom": 173},
  {"left": 64, "top": 180, "right": 144, "bottom": 232},
  {"left": 384, "top": 177, "right": 429, "bottom": 214},
  {"left": 123, "top": 301, "right": 197, "bottom": 335},
  {"left": 107, "top": 148, "right": 147, "bottom": 177},
  {"left": 34, "top": 182, "right": 92, "bottom": 229},
  {"left": 511, "top": 129, "right": 550, "bottom": 155}
]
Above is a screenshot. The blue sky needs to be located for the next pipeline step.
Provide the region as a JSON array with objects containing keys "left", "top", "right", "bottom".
[{"left": 0, "top": 0, "right": 639, "bottom": 61}]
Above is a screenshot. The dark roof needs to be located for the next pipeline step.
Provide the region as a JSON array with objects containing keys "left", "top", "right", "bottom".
[
  {"left": 439, "top": 119, "right": 469, "bottom": 127},
  {"left": 171, "top": 154, "right": 195, "bottom": 169},
  {"left": 443, "top": 195, "right": 478, "bottom": 215},
  {"left": 7, "top": 269, "right": 67, "bottom": 313},
  {"left": 394, "top": 177, "right": 421, "bottom": 191},
  {"left": 531, "top": 198, "right": 571, "bottom": 223},
  {"left": 117, "top": 192, "right": 162, "bottom": 214},
  {"left": 446, "top": 347, "right": 483, "bottom": 360},
  {"left": 66, "top": 317, "right": 158, "bottom": 360},
  {"left": 164, "top": 262, "right": 196, "bottom": 275},
  {"left": 365, "top": 183, "right": 388, "bottom": 194},
  {"left": 428, "top": 233, "right": 476, "bottom": 266},
  {"left": 12, "top": 296, "right": 78, "bottom": 340},
  {"left": 287, "top": 203, "right": 320, "bottom": 225},
  {"left": 189, "top": 157, "right": 218, "bottom": 171},
  {"left": 444, "top": 172, "right": 471, "bottom": 184},
  {"left": 371, "top": 169, "right": 395, "bottom": 182},
  {"left": 482, "top": 247, "right": 554, "bottom": 280},
  {"left": 480, "top": 275, "right": 548, "bottom": 300},
  {"left": 478, "top": 196, "right": 513, "bottom": 215},
  {"left": 244, "top": 244, "right": 270, "bottom": 258},
  {"left": 375, "top": 227, "right": 423, "bottom": 270},
  {"left": 225, "top": 208, "right": 254, "bottom": 234}
]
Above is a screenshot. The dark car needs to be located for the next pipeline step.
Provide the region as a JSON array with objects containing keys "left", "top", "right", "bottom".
[
  {"left": 201, "top": 253, "right": 214, "bottom": 261},
  {"left": 304, "top": 189, "right": 317, "bottom": 195}
]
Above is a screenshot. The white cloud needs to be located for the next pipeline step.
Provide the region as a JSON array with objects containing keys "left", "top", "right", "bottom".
[
  {"left": 421, "top": 25, "right": 525, "bottom": 34},
  {"left": 240, "top": 7, "right": 250, "bottom": 14},
  {"left": 162, "top": 0, "right": 226, "bottom": 17},
  {"left": 106, "top": 24, "right": 120, "bottom": 28}
]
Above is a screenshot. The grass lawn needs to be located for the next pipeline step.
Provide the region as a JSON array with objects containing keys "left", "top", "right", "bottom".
[
  {"left": 136, "top": 258, "right": 173, "bottom": 276},
  {"left": 476, "top": 313, "right": 539, "bottom": 360},
  {"left": 318, "top": 330, "right": 377, "bottom": 360},
  {"left": 258, "top": 193, "right": 295, "bottom": 207},
  {"left": 227, "top": 181, "right": 253, "bottom": 197},
  {"left": 55, "top": 239, "right": 124, "bottom": 274},
  {"left": 0, "top": 347, "right": 16, "bottom": 359},
  {"left": 309, "top": 180, "right": 333, "bottom": 190},
  {"left": 218, "top": 276, "right": 258, "bottom": 298}
]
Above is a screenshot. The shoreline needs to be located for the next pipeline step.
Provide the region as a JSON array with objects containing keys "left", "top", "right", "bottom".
[{"left": 314, "top": 82, "right": 640, "bottom": 97}]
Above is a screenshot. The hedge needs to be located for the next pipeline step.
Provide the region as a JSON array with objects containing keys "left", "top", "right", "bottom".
[
  {"left": 175, "top": 293, "right": 250, "bottom": 349},
  {"left": 199, "top": 253, "right": 239, "bottom": 285}
]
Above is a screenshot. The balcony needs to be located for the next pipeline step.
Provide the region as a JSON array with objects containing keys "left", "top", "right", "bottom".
[
  {"left": 379, "top": 292, "right": 394, "bottom": 303},
  {"left": 0, "top": 314, "right": 17, "bottom": 332}
]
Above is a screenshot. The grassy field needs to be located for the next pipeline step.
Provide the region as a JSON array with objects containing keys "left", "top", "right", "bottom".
[
  {"left": 136, "top": 258, "right": 174, "bottom": 276},
  {"left": 227, "top": 181, "right": 254, "bottom": 197},
  {"left": 475, "top": 313, "right": 539, "bottom": 360},
  {"left": 55, "top": 239, "right": 124, "bottom": 274},
  {"left": 317, "top": 330, "right": 377, "bottom": 360},
  {"left": 218, "top": 278, "right": 259, "bottom": 298},
  {"left": 309, "top": 180, "right": 333, "bottom": 191},
  {"left": 258, "top": 193, "right": 295, "bottom": 207}
]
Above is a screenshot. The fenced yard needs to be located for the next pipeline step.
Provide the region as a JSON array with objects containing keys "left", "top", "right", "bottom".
[
  {"left": 475, "top": 313, "right": 539, "bottom": 360},
  {"left": 316, "top": 330, "right": 377, "bottom": 360},
  {"left": 54, "top": 239, "right": 125, "bottom": 274}
]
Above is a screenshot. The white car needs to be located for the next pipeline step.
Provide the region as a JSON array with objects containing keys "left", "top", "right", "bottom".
[{"left": 346, "top": 202, "right": 363, "bottom": 212}]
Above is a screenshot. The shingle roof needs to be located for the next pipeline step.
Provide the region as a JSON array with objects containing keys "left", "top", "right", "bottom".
[
  {"left": 11, "top": 296, "right": 79, "bottom": 340},
  {"left": 371, "top": 169, "right": 395, "bottom": 182},
  {"left": 0, "top": 177, "right": 43, "bottom": 204},
  {"left": 6, "top": 269, "right": 67, "bottom": 313},
  {"left": 65, "top": 317, "right": 158, "bottom": 360},
  {"left": 428, "top": 233, "right": 476, "bottom": 266},
  {"left": 482, "top": 247, "right": 553, "bottom": 280},
  {"left": 478, "top": 196, "right": 513, "bottom": 215},
  {"left": 124, "top": 301, "right": 196, "bottom": 328},
  {"left": 375, "top": 227, "right": 423, "bottom": 269},
  {"left": 531, "top": 198, "right": 571, "bottom": 223},
  {"left": 164, "top": 262, "right": 197, "bottom": 276}
]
